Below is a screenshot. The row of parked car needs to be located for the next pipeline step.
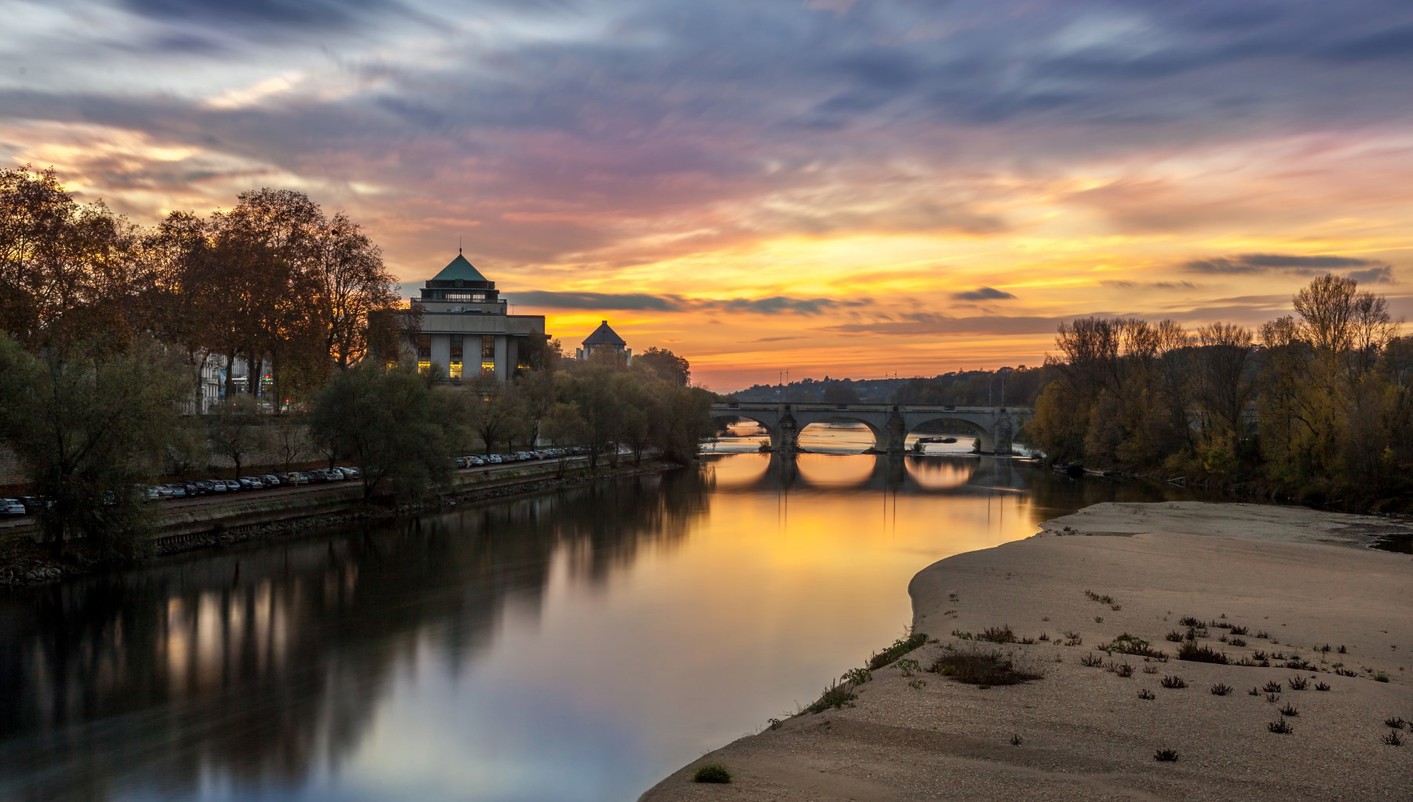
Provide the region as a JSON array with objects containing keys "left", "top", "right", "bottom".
[
  {"left": 149, "top": 467, "right": 362, "bottom": 500},
  {"left": 453, "top": 447, "right": 586, "bottom": 469}
]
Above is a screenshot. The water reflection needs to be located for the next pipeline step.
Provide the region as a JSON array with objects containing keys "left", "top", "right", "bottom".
[
  {"left": 0, "top": 455, "right": 1211, "bottom": 802},
  {"left": 0, "top": 475, "right": 706, "bottom": 801}
]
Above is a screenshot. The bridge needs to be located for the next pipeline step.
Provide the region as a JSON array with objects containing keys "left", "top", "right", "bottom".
[{"left": 709, "top": 402, "right": 1033, "bottom": 454}]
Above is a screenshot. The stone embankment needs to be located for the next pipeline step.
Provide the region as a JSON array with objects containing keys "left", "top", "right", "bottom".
[{"left": 0, "top": 457, "right": 670, "bottom": 585}]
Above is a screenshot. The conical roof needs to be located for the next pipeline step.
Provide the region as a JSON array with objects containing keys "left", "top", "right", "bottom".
[
  {"left": 583, "top": 320, "right": 626, "bottom": 347},
  {"left": 431, "top": 252, "right": 490, "bottom": 283}
]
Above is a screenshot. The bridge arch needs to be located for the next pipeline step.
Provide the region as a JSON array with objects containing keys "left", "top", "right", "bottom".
[
  {"left": 796, "top": 417, "right": 884, "bottom": 453},
  {"left": 903, "top": 415, "right": 994, "bottom": 453}
]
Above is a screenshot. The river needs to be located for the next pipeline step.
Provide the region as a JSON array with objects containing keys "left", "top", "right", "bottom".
[{"left": 0, "top": 427, "right": 1204, "bottom": 801}]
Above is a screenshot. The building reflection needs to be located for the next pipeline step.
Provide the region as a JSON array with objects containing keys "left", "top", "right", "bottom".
[{"left": 0, "top": 470, "right": 708, "bottom": 801}]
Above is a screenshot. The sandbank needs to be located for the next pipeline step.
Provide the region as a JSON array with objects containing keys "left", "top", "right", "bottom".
[{"left": 642, "top": 502, "right": 1413, "bottom": 800}]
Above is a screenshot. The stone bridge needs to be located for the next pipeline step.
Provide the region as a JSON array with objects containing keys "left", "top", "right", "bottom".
[{"left": 709, "top": 402, "right": 1033, "bottom": 454}]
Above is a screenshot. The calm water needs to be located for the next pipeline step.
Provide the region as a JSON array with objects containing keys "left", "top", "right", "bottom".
[{"left": 0, "top": 432, "right": 1203, "bottom": 801}]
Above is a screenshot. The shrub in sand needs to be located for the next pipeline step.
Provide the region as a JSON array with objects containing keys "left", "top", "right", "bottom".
[
  {"left": 867, "top": 633, "right": 928, "bottom": 670},
  {"left": 1177, "top": 642, "right": 1229, "bottom": 664},
  {"left": 1159, "top": 675, "right": 1187, "bottom": 689},
  {"left": 1154, "top": 748, "right": 1179, "bottom": 762},
  {"left": 805, "top": 679, "right": 856, "bottom": 714},
  {"left": 930, "top": 645, "right": 1043, "bottom": 688},
  {"left": 693, "top": 763, "right": 731, "bottom": 783}
]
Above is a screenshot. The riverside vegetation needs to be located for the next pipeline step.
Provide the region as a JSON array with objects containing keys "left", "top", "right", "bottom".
[{"left": 0, "top": 165, "right": 714, "bottom": 565}]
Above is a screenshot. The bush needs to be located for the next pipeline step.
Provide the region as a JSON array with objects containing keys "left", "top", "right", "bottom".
[
  {"left": 930, "top": 646, "right": 1043, "bottom": 688},
  {"left": 1177, "top": 642, "right": 1229, "bottom": 664},
  {"left": 693, "top": 763, "right": 731, "bottom": 784},
  {"left": 867, "top": 632, "right": 928, "bottom": 670}
]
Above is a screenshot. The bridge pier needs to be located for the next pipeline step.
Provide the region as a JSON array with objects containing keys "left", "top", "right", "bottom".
[
  {"left": 885, "top": 410, "right": 907, "bottom": 455},
  {"left": 770, "top": 410, "right": 799, "bottom": 452}
]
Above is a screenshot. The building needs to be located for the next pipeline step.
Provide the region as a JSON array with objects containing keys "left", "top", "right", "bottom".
[
  {"left": 576, "top": 320, "right": 631, "bottom": 364},
  {"left": 408, "top": 250, "right": 547, "bottom": 381}
]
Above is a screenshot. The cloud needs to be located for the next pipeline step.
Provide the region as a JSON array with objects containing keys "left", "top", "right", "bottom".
[
  {"left": 1182, "top": 253, "right": 1380, "bottom": 274},
  {"left": 824, "top": 312, "right": 1062, "bottom": 337},
  {"left": 1347, "top": 265, "right": 1396, "bottom": 285},
  {"left": 951, "top": 287, "right": 1015, "bottom": 301},
  {"left": 506, "top": 291, "right": 874, "bottom": 316},
  {"left": 1101, "top": 280, "right": 1197, "bottom": 289}
]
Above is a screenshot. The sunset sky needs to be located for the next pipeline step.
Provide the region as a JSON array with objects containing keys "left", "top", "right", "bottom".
[{"left": 4, "top": 0, "right": 1413, "bottom": 389}]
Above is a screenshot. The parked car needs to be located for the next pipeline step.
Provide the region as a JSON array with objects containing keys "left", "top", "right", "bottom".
[
  {"left": 193, "top": 480, "right": 216, "bottom": 494},
  {"left": 19, "top": 496, "right": 49, "bottom": 514},
  {"left": 221, "top": 479, "right": 241, "bottom": 492},
  {"left": 336, "top": 466, "right": 360, "bottom": 479},
  {"left": 261, "top": 474, "right": 281, "bottom": 487},
  {"left": 238, "top": 476, "right": 263, "bottom": 490},
  {"left": 1, "top": 498, "right": 26, "bottom": 516},
  {"left": 487, "top": 454, "right": 503, "bottom": 464},
  {"left": 164, "top": 483, "right": 188, "bottom": 498},
  {"left": 467, "top": 456, "right": 485, "bottom": 467}
]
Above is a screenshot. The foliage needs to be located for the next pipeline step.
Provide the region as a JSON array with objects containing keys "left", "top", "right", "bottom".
[
  {"left": 692, "top": 763, "right": 731, "bottom": 784},
  {"left": 0, "top": 334, "right": 188, "bottom": 558},
  {"left": 929, "top": 646, "right": 1043, "bottom": 687},
  {"left": 867, "top": 632, "right": 928, "bottom": 670},
  {"left": 307, "top": 363, "right": 457, "bottom": 499}
]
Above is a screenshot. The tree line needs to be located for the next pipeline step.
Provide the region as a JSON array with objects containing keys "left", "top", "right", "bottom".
[
  {"left": 1027, "top": 273, "right": 1411, "bottom": 509},
  {"left": 0, "top": 165, "right": 713, "bottom": 561}
]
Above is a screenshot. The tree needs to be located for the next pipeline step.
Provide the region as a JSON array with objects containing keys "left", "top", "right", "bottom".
[
  {"left": 1195, "top": 322, "right": 1254, "bottom": 464},
  {"left": 0, "top": 335, "right": 188, "bottom": 558},
  {"left": 207, "top": 395, "right": 266, "bottom": 478},
  {"left": 634, "top": 346, "right": 691, "bottom": 386},
  {"left": 310, "top": 212, "right": 398, "bottom": 371},
  {"left": 307, "top": 362, "right": 457, "bottom": 499}
]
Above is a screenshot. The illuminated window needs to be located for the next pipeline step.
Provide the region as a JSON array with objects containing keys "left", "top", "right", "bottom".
[
  {"left": 449, "top": 361, "right": 463, "bottom": 379},
  {"left": 417, "top": 360, "right": 431, "bottom": 374},
  {"left": 481, "top": 361, "right": 495, "bottom": 377}
]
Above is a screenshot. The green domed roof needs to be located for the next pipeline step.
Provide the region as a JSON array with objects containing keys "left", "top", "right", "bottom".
[{"left": 431, "top": 253, "right": 489, "bottom": 283}]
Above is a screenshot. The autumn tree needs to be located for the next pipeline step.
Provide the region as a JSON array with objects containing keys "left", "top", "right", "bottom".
[
  {"left": 634, "top": 346, "right": 691, "bottom": 386},
  {"left": 0, "top": 334, "right": 188, "bottom": 558}
]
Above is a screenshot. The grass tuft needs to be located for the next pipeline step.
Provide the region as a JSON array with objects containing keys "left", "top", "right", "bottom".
[
  {"left": 1153, "top": 747, "right": 1179, "bottom": 762},
  {"left": 867, "top": 633, "right": 929, "bottom": 670},
  {"left": 1177, "top": 642, "right": 1229, "bottom": 664},
  {"left": 804, "top": 679, "right": 857, "bottom": 714},
  {"left": 930, "top": 646, "right": 1043, "bottom": 688},
  {"left": 693, "top": 763, "right": 732, "bottom": 784},
  {"left": 1159, "top": 675, "right": 1187, "bottom": 689},
  {"left": 1267, "top": 719, "right": 1294, "bottom": 735},
  {"left": 1210, "top": 683, "right": 1234, "bottom": 696}
]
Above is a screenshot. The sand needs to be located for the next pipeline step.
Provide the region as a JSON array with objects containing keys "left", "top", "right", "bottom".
[{"left": 641, "top": 502, "right": 1413, "bottom": 801}]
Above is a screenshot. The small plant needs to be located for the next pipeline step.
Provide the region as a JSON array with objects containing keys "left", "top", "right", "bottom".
[
  {"left": 1062, "top": 631, "right": 1083, "bottom": 646},
  {"left": 1179, "top": 616, "right": 1201, "bottom": 627},
  {"left": 1228, "top": 637, "right": 1247, "bottom": 647},
  {"left": 1160, "top": 675, "right": 1187, "bottom": 689},
  {"left": 1138, "top": 689, "right": 1155, "bottom": 700},
  {"left": 1383, "top": 730, "right": 1403, "bottom": 746},
  {"left": 1314, "top": 682, "right": 1330, "bottom": 691},
  {"left": 805, "top": 679, "right": 857, "bottom": 714},
  {"left": 1266, "top": 693, "right": 1280, "bottom": 704},
  {"left": 1107, "top": 633, "right": 1166, "bottom": 659},
  {"left": 907, "top": 678, "right": 927, "bottom": 690},
  {"left": 693, "top": 763, "right": 732, "bottom": 784},
  {"left": 1336, "top": 668, "right": 1357, "bottom": 677},
  {"left": 1229, "top": 626, "right": 1248, "bottom": 636},
  {"left": 1038, "top": 632, "right": 1049, "bottom": 642},
  {"left": 895, "top": 658, "right": 921, "bottom": 677},
  {"left": 1165, "top": 630, "right": 1184, "bottom": 643},
  {"left": 1374, "top": 671, "right": 1390, "bottom": 683},
  {"left": 1248, "top": 687, "right": 1259, "bottom": 696},
  {"left": 1263, "top": 680, "right": 1283, "bottom": 693},
  {"left": 767, "top": 717, "right": 781, "bottom": 730},
  {"left": 930, "top": 646, "right": 1043, "bottom": 688},
  {"left": 1253, "top": 651, "right": 1268, "bottom": 661},
  {"left": 979, "top": 625, "right": 1017, "bottom": 644},
  {"left": 1153, "top": 747, "right": 1179, "bottom": 762},
  {"left": 1142, "top": 665, "right": 1159, "bottom": 674},
  {"left": 1094, "top": 616, "right": 1104, "bottom": 624},
  {"left": 1009, "top": 733, "right": 1023, "bottom": 746},
  {"left": 1210, "top": 683, "right": 1233, "bottom": 696},
  {"left": 1386, "top": 717, "right": 1407, "bottom": 730},
  {"left": 1337, "top": 644, "right": 1347, "bottom": 654},
  {"left": 1080, "top": 653, "right": 1106, "bottom": 668},
  {"left": 1267, "top": 719, "right": 1294, "bottom": 734},
  {"left": 1287, "top": 675, "right": 1309, "bottom": 691},
  {"left": 1279, "top": 703, "right": 1299, "bottom": 717},
  {"left": 1178, "top": 642, "right": 1230, "bottom": 664},
  {"left": 948, "top": 592, "right": 959, "bottom": 601},
  {"left": 841, "top": 667, "right": 873, "bottom": 685},
  {"left": 1112, "top": 663, "right": 1134, "bottom": 678},
  {"left": 867, "top": 632, "right": 928, "bottom": 670}
]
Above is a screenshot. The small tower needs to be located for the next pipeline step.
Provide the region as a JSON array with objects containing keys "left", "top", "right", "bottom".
[{"left": 577, "top": 320, "right": 631, "bottom": 364}]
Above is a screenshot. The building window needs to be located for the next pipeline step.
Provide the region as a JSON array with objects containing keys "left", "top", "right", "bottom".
[
  {"left": 481, "top": 361, "right": 495, "bottom": 377},
  {"left": 446, "top": 292, "right": 487, "bottom": 302},
  {"left": 449, "top": 334, "right": 463, "bottom": 379},
  {"left": 482, "top": 335, "right": 495, "bottom": 359},
  {"left": 418, "top": 360, "right": 431, "bottom": 374},
  {"left": 449, "top": 362, "right": 463, "bottom": 379},
  {"left": 417, "top": 334, "right": 431, "bottom": 360}
]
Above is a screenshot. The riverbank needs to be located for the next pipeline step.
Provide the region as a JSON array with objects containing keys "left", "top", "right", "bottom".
[
  {"left": 641, "top": 501, "right": 1413, "bottom": 800},
  {"left": 0, "top": 457, "right": 673, "bottom": 585}
]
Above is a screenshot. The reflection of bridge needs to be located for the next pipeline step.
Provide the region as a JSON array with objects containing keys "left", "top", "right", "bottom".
[
  {"left": 709, "top": 402, "right": 1033, "bottom": 454},
  {"left": 704, "top": 451, "right": 1029, "bottom": 494}
]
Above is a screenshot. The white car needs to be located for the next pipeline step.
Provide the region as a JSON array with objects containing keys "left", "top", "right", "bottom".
[{"left": 1, "top": 498, "right": 26, "bottom": 516}]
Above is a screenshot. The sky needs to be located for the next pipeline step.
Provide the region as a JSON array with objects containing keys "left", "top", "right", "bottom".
[{"left": 3, "top": 0, "right": 1413, "bottom": 390}]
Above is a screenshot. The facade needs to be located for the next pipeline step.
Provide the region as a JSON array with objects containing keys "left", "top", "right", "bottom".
[
  {"left": 408, "top": 251, "right": 547, "bottom": 382},
  {"left": 576, "top": 320, "right": 631, "bottom": 364}
]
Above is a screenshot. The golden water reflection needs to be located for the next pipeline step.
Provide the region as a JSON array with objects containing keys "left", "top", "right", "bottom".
[{"left": 0, "top": 455, "right": 1211, "bottom": 802}]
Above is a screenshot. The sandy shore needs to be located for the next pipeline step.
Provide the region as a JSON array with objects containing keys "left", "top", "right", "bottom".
[{"left": 641, "top": 502, "right": 1413, "bottom": 800}]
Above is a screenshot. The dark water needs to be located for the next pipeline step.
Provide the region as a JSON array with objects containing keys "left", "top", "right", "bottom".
[{"left": 0, "top": 452, "right": 1208, "bottom": 801}]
